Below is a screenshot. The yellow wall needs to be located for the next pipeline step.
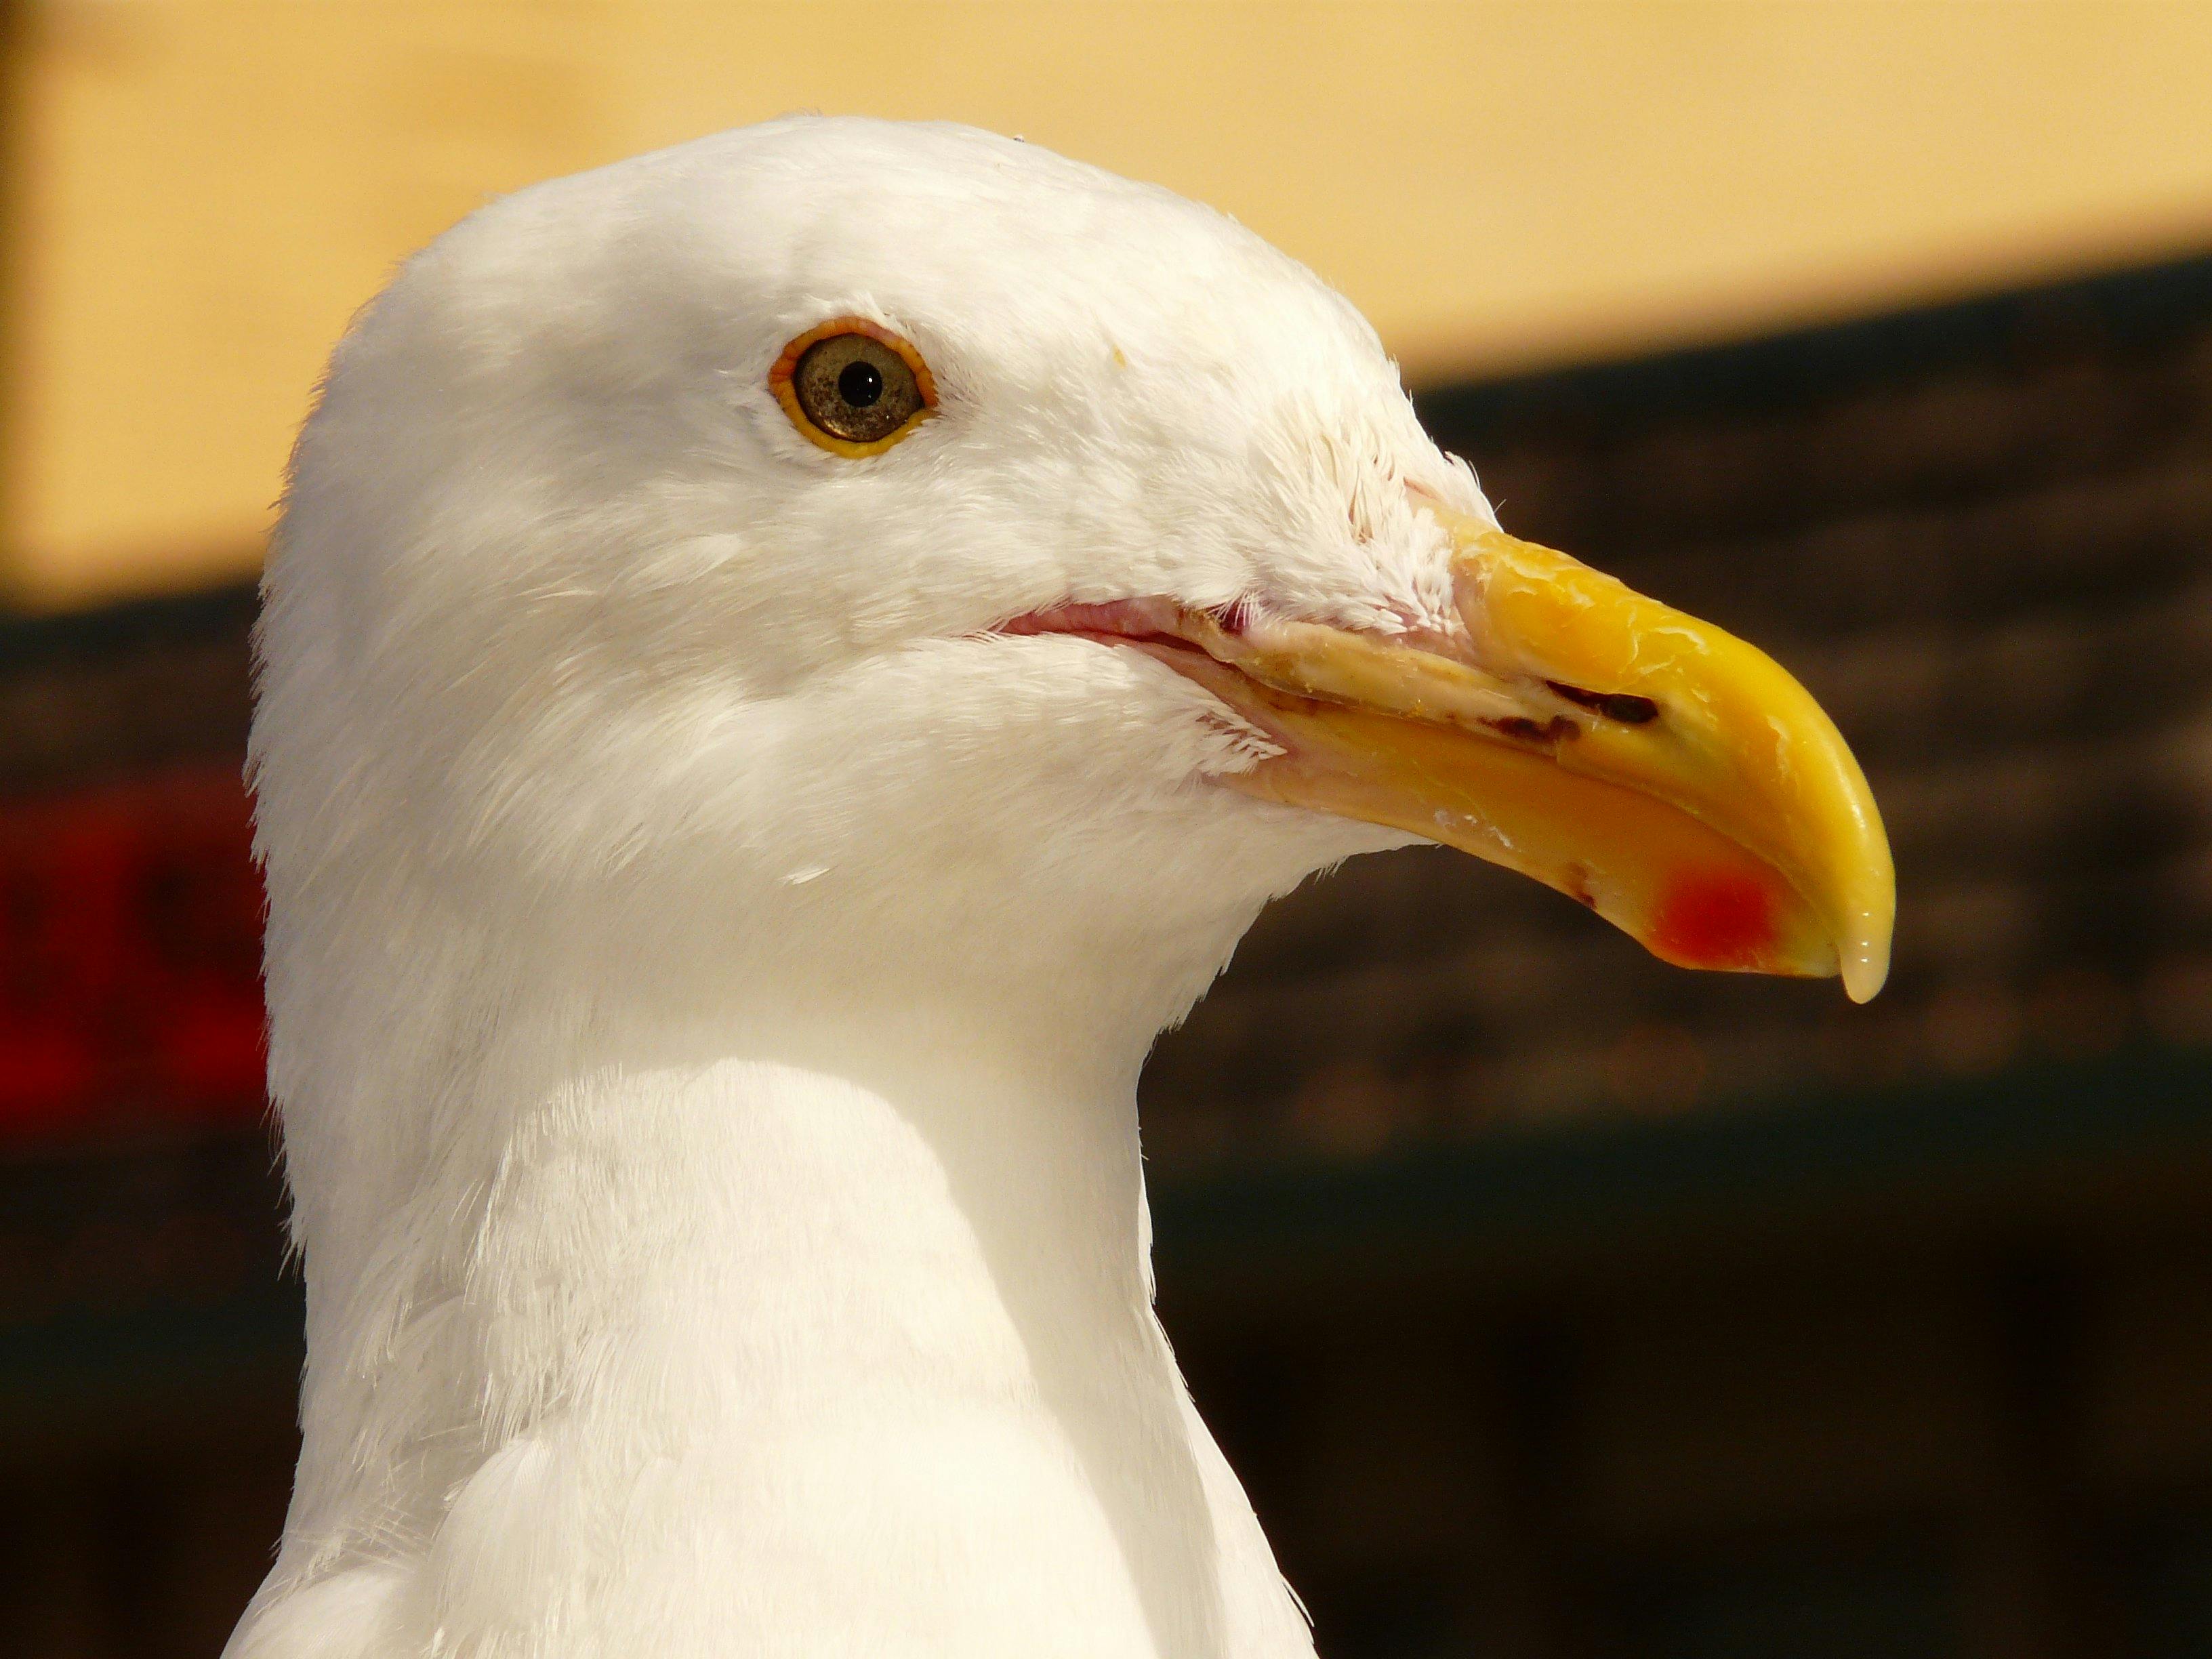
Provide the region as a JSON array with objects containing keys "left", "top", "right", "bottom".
[{"left": 10, "top": 1, "right": 2212, "bottom": 608}]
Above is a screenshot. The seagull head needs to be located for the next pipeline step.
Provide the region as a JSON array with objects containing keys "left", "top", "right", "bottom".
[{"left": 255, "top": 117, "right": 1891, "bottom": 1050}]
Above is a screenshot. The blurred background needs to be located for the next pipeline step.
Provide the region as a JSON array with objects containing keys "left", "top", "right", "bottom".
[{"left": 5, "top": 3, "right": 2212, "bottom": 1656}]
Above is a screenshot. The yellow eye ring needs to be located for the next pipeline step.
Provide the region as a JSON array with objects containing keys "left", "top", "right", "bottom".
[{"left": 769, "top": 318, "right": 937, "bottom": 457}]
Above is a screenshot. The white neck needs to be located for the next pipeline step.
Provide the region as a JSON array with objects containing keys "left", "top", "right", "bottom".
[{"left": 244, "top": 879, "right": 1313, "bottom": 1659}]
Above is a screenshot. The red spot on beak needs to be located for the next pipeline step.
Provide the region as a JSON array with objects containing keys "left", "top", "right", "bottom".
[{"left": 1651, "top": 870, "right": 1779, "bottom": 970}]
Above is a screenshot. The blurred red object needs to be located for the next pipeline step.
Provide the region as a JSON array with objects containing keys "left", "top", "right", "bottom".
[{"left": 0, "top": 768, "right": 264, "bottom": 1144}]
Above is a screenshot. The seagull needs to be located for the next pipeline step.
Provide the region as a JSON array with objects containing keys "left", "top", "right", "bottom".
[{"left": 232, "top": 117, "right": 1892, "bottom": 1659}]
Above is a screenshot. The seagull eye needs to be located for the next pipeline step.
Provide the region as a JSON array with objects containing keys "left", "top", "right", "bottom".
[{"left": 769, "top": 319, "right": 935, "bottom": 456}]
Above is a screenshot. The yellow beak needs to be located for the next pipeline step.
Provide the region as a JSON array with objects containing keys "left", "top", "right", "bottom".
[{"left": 1151, "top": 504, "right": 1894, "bottom": 1001}]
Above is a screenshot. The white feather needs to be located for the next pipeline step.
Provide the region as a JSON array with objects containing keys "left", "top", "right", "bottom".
[{"left": 238, "top": 116, "right": 1494, "bottom": 1658}]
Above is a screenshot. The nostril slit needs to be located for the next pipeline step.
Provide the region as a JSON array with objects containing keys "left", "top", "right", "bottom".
[{"left": 1547, "top": 680, "right": 1660, "bottom": 724}]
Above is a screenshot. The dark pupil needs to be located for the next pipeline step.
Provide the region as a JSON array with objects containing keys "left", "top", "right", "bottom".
[{"left": 838, "top": 361, "right": 884, "bottom": 407}]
